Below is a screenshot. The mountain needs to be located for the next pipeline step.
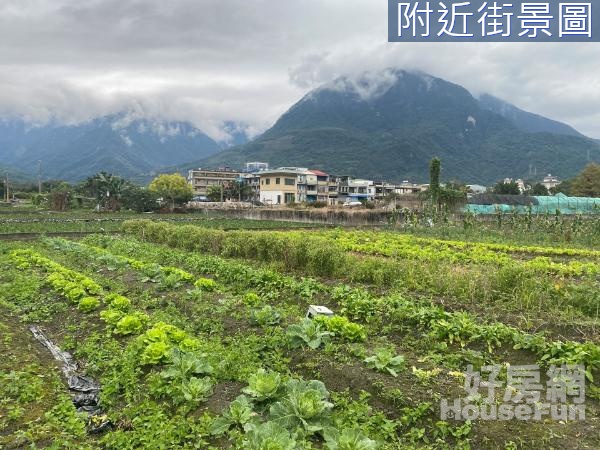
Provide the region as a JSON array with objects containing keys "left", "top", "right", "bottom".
[
  {"left": 478, "top": 94, "right": 584, "bottom": 138},
  {"left": 0, "top": 114, "right": 237, "bottom": 181},
  {"left": 191, "top": 69, "right": 600, "bottom": 184}
]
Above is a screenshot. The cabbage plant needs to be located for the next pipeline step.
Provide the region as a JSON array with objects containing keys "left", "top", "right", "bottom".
[
  {"left": 286, "top": 319, "right": 333, "bottom": 350},
  {"left": 324, "top": 428, "right": 379, "bottom": 450},
  {"left": 243, "top": 369, "right": 282, "bottom": 401},
  {"left": 243, "top": 422, "right": 299, "bottom": 450},
  {"left": 269, "top": 379, "right": 333, "bottom": 435}
]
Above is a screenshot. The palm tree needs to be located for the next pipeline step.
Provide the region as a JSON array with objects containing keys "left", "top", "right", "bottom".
[{"left": 84, "top": 172, "right": 126, "bottom": 211}]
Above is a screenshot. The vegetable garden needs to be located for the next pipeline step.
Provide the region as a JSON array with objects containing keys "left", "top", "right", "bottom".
[{"left": 1, "top": 219, "right": 599, "bottom": 449}]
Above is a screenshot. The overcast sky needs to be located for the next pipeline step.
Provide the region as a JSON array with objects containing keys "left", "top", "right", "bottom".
[{"left": 0, "top": 0, "right": 599, "bottom": 141}]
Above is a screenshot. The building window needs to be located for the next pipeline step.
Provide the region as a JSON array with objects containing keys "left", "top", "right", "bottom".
[
  {"left": 266, "top": 178, "right": 270, "bottom": 185},
  {"left": 285, "top": 193, "right": 295, "bottom": 204},
  {"left": 284, "top": 178, "right": 295, "bottom": 186},
  {"left": 276, "top": 178, "right": 281, "bottom": 184}
]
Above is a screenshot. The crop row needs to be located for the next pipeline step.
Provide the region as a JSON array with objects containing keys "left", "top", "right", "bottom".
[
  {"left": 333, "top": 285, "right": 600, "bottom": 383},
  {"left": 7, "top": 247, "right": 437, "bottom": 448},
  {"left": 121, "top": 220, "right": 600, "bottom": 317},
  {"left": 86, "top": 233, "right": 600, "bottom": 385},
  {"left": 326, "top": 230, "right": 600, "bottom": 278}
]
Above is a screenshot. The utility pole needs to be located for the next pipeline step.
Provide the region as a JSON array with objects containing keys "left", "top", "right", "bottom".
[
  {"left": 4, "top": 172, "right": 9, "bottom": 202},
  {"left": 38, "top": 160, "right": 42, "bottom": 194}
]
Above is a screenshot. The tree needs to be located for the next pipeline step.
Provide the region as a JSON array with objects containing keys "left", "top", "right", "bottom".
[
  {"left": 552, "top": 179, "right": 573, "bottom": 196},
  {"left": 206, "top": 185, "right": 223, "bottom": 202},
  {"left": 206, "top": 181, "right": 251, "bottom": 202},
  {"left": 79, "top": 172, "right": 126, "bottom": 211},
  {"left": 570, "top": 163, "right": 600, "bottom": 197},
  {"left": 230, "top": 180, "right": 252, "bottom": 202},
  {"left": 420, "top": 159, "right": 467, "bottom": 211},
  {"left": 148, "top": 173, "right": 193, "bottom": 211},
  {"left": 121, "top": 185, "right": 160, "bottom": 212},
  {"left": 493, "top": 181, "right": 521, "bottom": 195},
  {"left": 530, "top": 183, "right": 549, "bottom": 196},
  {"left": 429, "top": 157, "right": 441, "bottom": 206}
]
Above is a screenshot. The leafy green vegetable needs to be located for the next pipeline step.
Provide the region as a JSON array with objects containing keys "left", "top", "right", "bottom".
[
  {"left": 314, "top": 316, "right": 366, "bottom": 342},
  {"left": 269, "top": 379, "right": 333, "bottom": 435},
  {"left": 287, "top": 319, "right": 333, "bottom": 350},
  {"left": 194, "top": 278, "right": 218, "bottom": 291},
  {"left": 250, "top": 305, "right": 281, "bottom": 327},
  {"left": 180, "top": 376, "right": 213, "bottom": 405},
  {"left": 105, "top": 293, "right": 131, "bottom": 311},
  {"left": 364, "top": 348, "right": 406, "bottom": 377},
  {"left": 324, "top": 428, "right": 379, "bottom": 450},
  {"left": 114, "top": 313, "right": 147, "bottom": 335},
  {"left": 161, "top": 348, "right": 212, "bottom": 381},
  {"left": 210, "top": 395, "right": 255, "bottom": 435},
  {"left": 243, "top": 369, "right": 282, "bottom": 401},
  {"left": 141, "top": 341, "right": 171, "bottom": 365},
  {"left": 77, "top": 296, "right": 100, "bottom": 312},
  {"left": 243, "top": 422, "right": 299, "bottom": 450}
]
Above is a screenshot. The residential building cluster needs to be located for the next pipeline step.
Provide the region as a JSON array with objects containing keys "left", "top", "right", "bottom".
[
  {"left": 187, "top": 164, "right": 564, "bottom": 206},
  {"left": 187, "top": 164, "right": 428, "bottom": 205},
  {"left": 502, "top": 174, "right": 561, "bottom": 194}
]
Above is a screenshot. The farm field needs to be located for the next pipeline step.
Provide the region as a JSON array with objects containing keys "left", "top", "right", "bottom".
[
  {"left": 1, "top": 219, "right": 599, "bottom": 449},
  {"left": 0, "top": 212, "right": 325, "bottom": 235}
]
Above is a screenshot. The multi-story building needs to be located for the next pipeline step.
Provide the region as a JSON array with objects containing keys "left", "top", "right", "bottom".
[
  {"left": 307, "top": 170, "right": 331, "bottom": 203},
  {"left": 245, "top": 162, "right": 269, "bottom": 173},
  {"left": 241, "top": 173, "right": 261, "bottom": 202},
  {"left": 188, "top": 167, "right": 241, "bottom": 196},
  {"left": 327, "top": 176, "right": 339, "bottom": 205},
  {"left": 395, "top": 180, "right": 423, "bottom": 195},
  {"left": 258, "top": 167, "right": 309, "bottom": 205},
  {"left": 374, "top": 181, "right": 396, "bottom": 201},
  {"left": 337, "top": 176, "right": 375, "bottom": 203},
  {"left": 542, "top": 174, "right": 560, "bottom": 191}
]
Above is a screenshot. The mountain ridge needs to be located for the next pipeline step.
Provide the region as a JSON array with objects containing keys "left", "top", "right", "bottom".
[
  {"left": 0, "top": 114, "right": 248, "bottom": 181},
  {"left": 188, "top": 69, "right": 599, "bottom": 184}
]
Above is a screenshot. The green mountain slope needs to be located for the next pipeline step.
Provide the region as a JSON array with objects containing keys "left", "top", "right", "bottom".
[{"left": 193, "top": 70, "right": 599, "bottom": 184}]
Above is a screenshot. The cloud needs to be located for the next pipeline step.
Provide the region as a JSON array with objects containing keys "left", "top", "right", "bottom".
[{"left": 0, "top": 0, "right": 598, "bottom": 139}]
